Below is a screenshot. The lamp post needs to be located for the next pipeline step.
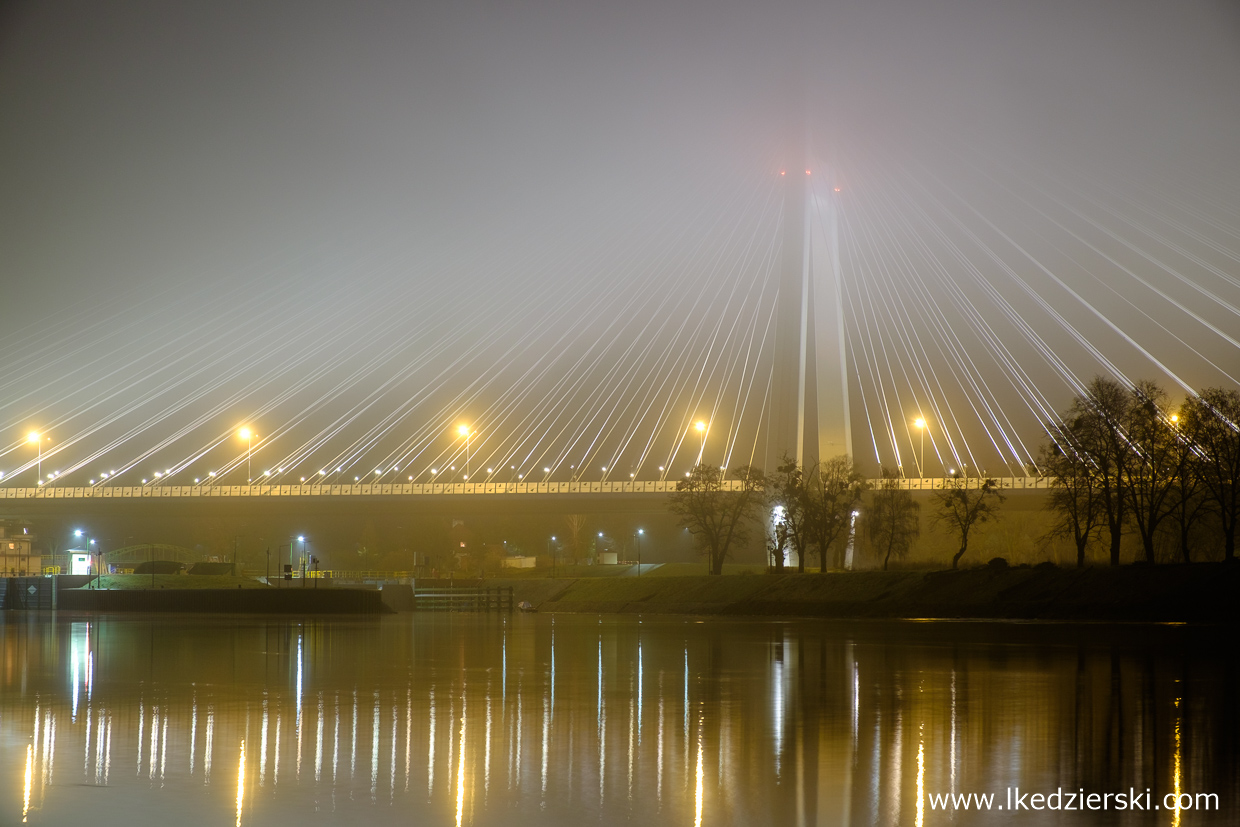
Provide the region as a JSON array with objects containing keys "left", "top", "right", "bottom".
[
  {"left": 74, "top": 529, "right": 95, "bottom": 587},
  {"left": 694, "top": 420, "right": 707, "bottom": 466},
  {"left": 913, "top": 418, "right": 926, "bottom": 478},
  {"left": 549, "top": 535, "right": 556, "bottom": 578},
  {"left": 238, "top": 427, "right": 253, "bottom": 481},
  {"left": 457, "top": 425, "right": 473, "bottom": 480},
  {"left": 298, "top": 536, "right": 306, "bottom": 588},
  {"left": 636, "top": 528, "right": 644, "bottom": 576},
  {"left": 27, "top": 432, "right": 43, "bottom": 482}
]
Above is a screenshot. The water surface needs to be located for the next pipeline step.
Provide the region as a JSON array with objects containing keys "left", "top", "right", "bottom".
[{"left": 2, "top": 613, "right": 1236, "bottom": 825}]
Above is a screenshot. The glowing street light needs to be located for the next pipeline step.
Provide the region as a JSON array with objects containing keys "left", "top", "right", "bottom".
[
  {"left": 694, "top": 420, "right": 708, "bottom": 464},
  {"left": 27, "top": 431, "right": 44, "bottom": 480},
  {"left": 75, "top": 529, "right": 98, "bottom": 588},
  {"left": 636, "top": 528, "right": 644, "bottom": 576},
  {"left": 457, "top": 424, "right": 474, "bottom": 478},
  {"left": 913, "top": 417, "right": 926, "bottom": 477},
  {"left": 238, "top": 427, "right": 253, "bottom": 481}
]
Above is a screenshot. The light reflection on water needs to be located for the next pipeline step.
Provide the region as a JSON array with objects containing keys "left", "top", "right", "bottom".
[{"left": 1, "top": 614, "right": 1237, "bottom": 826}]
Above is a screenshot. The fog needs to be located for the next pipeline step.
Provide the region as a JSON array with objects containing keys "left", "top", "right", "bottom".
[{"left": 1, "top": 0, "right": 1237, "bottom": 482}]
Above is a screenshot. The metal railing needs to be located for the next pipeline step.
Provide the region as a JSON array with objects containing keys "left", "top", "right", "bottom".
[
  {"left": 412, "top": 586, "right": 513, "bottom": 613},
  {"left": 0, "top": 477, "right": 1048, "bottom": 499}
]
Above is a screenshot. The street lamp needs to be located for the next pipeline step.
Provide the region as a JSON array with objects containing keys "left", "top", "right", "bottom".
[
  {"left": 694, "top": 420, "right": 707, "bottom": 465},
  {"left": 27, "top": 432, "right": 44, "bottom": 482},
  {"left": 75, "top": 529, "right": 98, "bottom": 588},
  {"left": 297, "top": 535, "right": 307, "bottom": 588},
  {"left": 636, "top": 528, "right": 644, "bottom": 577},
  {"left": 913, "top": 418, "right": 926, "bottom": 477},
  {"left": 238, "top": 427, "right": 253, "bottom": 481},
  {"left": 457, "top": 424, "right": 473, "bottom": 479}
]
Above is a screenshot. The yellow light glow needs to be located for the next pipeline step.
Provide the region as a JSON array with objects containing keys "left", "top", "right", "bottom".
[
  {"left": 26, "top": 431, "right": 39, "bottom": 444},
  {"left": 455, "top": 698, "right": 467, "bottom": 827},
  {"left": 22, "top": 743, "right": 32, "bottom": 823},
  {"left": 457, "top": 425, "right": 470, "bottom": 437},
  {"left": 236, "top": 739, "right": 246, "bottom": 827},
  {"left": 1171, "top": 414, "right": 1179, "bottom": 423},
  {"left": 694, "top": 421, "right": 706, "bottom": 432},
  {"left": 694, "top": 730, "right": 704, "bottom": 827},
  {"left": 914, "top": 418, "right": 926, "bottom": 429},
  {"left": 238, "top": 427, "right": 251, "bottom": 440},
  {"left": 916, "top": 734, "right": 925, "bottom": 827}
]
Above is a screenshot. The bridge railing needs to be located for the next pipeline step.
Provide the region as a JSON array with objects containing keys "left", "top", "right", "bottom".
[
  {"left": 0, "top": 480, "right": 693, "bottom": 498},
  {"left": 0, "top": 477, "right": 1048, "bottom": 499}
]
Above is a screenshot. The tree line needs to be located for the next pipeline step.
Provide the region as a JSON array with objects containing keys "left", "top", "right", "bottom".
[
  {"left": 667, "top": 378, "right": 1237, "bottom": 573},
  {"left": 1042, "top": 378, "right": 1240, "bottom": 566},
  {"left": 667, "top": 455, "right": 1003, "bottom": 574}
]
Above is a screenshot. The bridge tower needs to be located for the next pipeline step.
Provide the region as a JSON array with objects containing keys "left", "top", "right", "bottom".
[{"left": 765, "top": 145, "right": 852, "bottom": 471}]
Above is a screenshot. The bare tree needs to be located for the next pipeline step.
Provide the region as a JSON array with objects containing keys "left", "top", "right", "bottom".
[
  {"left": 804, "top": 455, "right": 868, "bottom": 570},
  {"left": 562, "top": 514, "right": 590, "bottom": 564},
  {"left": 931, "top": 475, "right": 1005, "bottom": 569},
  {"left": 1123, "top": 381, "right": 1180, "bottom": 563},
  {"left": 766, "top": 521, "right": 788, "bottom": 572},
  {"left": 1166, "top": 403, "right": 1211, "bottom": 563},
  {"left": 867, "top": 469, "right": 920, "bottom": 570},
  {"left": 1039, "top": 428, "right": 1104, "bottom": 568},
  {"left": 1071, "top": 377, "right": 1134, "bottom": 566},
  {"left": 767, "top": 454, "right": 810, "bottom": 572},
  {"left": 668, "top": 464, "right": 766, "bottom": 575},
  {"left": 1182, "top": 387, "right": 1240, "bottom": 561}
]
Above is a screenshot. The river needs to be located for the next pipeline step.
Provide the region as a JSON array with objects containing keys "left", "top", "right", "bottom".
[{"left": 1, "top": 613, "right": 1236, "bottom": 825}]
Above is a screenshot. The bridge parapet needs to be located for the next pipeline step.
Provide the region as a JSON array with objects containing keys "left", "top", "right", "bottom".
[{"left": 0, "top": 477, "right": 1047, "bottom": 499}]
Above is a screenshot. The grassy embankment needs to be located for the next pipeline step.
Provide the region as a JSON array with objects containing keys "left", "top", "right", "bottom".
[{"left": 489, "top": 562, "right": 1240, "bottom": 622}]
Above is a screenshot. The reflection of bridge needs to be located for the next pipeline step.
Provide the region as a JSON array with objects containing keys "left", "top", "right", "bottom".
[{"left": 0, "top": 476, "right": 1049, "bottom": 501}]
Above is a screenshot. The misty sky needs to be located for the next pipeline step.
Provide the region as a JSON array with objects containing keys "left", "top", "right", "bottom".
[{"left": 1, "top": 0, "right": 1238, "bottom": 482}]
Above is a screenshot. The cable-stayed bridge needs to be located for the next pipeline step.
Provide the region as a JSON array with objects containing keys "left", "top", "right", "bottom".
[{"left": 1, "top": 141, "right": 1237, "bottom": 504}]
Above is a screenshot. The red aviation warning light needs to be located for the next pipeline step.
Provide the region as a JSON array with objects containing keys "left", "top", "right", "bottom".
[
  {"left": 779, "top": 170, "right": 785, "bottom": 176},
  {"left": 805, "top": 169, "right": 811, "bottom": 175},
  {"left": 834, "top": 187, "right": 841, "bottom": 192}
]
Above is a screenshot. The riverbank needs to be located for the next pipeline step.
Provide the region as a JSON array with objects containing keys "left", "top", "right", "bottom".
[
  {"left": 54, "top": 580, "right": 388, "bottom": 613},
  {"left": 492, "top": 562, "right": 1240, "bottom": 622}
]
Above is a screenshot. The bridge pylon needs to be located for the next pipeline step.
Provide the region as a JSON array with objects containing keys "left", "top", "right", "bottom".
[{"left": 765, "top": 154, "right": 852, "bottom": 473}]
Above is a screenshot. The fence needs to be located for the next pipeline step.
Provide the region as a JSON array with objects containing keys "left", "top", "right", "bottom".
[
  {"left": 413, "top": 586, "right": 513, "bottom": 613},
  {"left": 0, "top": 577, "right": 56, "bottom": 610}
]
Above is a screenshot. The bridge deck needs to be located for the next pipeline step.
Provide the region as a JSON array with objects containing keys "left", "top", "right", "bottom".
[{"left": 0, "top": 477, "right": 1048, "bottom": 499}]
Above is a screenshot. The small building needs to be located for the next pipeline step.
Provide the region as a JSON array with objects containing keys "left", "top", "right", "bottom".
[
  {"left": 66, "top": 549, "right": 94, "bottom": 576},
  {"left": 0, "top": 521, "right": 40, "bottom": 576},
  {"left": 502, "top": 556, "right": 537, "bottom": 569}
]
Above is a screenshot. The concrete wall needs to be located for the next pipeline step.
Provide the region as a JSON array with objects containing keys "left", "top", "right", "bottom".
[{"left": 56, "top": 587, "right": 387, "bottom": 613}]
